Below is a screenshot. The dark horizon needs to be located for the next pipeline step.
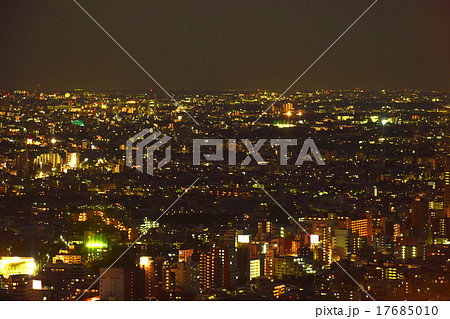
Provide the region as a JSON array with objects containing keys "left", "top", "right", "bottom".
[{"left": 1, "top": 0, "right": 449, "bottom": 92}]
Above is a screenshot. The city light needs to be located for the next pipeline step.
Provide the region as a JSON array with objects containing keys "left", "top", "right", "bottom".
[
  {"left": 32, "top": 279, "right": 42, "bottom": 290},
  {"left": 0, "top": 257, "right": 37, "bottom": 278},
  {"left": 139, "top": 256, "right": 151, "bottom": 266},
  {"left": 86, "top": 241, "right": 107, "bottom": 249},
  {"left": 311, "top": 234, "right": 320, "bottom": 244},
  {"left": 0, "top": 89, "right": 448, "bottom": 301},
  {"left": 237, "top": 235, "right": 250, "bottom": 243},
  {"left": 1, "top": 0, "right": 448, "bottom": 303}
]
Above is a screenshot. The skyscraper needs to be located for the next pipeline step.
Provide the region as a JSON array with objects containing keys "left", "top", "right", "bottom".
[
  {"left": 411, "top": 197, "right": 429, "bottom": 240},
  {"left": 445, "top": 159, "right": 450, "bottom": 217}
]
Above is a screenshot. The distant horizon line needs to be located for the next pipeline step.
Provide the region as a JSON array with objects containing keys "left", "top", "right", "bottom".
[{"left": 1, "top": 88, "right": 449, "bottom": 94}]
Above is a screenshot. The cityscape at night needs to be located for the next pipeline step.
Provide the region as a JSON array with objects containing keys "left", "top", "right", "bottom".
[
  {"left": 0, "top": 89, "right": 449, "bottom": 301},
  {"left": 1, "top": 0, "right": 449, "bottom": 312}
]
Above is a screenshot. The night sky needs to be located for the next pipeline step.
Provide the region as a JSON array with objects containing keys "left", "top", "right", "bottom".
[{"left": 1, "top": 0, "right": 449, "bottom": 91}]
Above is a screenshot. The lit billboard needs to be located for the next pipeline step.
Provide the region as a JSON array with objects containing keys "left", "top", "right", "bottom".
[{"left": 0, "top": 257, "right": 37, "bottom": 278}]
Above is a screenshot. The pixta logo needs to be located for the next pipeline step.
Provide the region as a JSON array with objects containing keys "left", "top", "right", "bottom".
[
  {"left": 126, "top": 129, "right": 172, "bottom": 175},
  {"left": 126, "top": 130, "right": 325, "bottom": 175},
  {"left": 193, "top": 139, "right": 325, "bottom": 166}
]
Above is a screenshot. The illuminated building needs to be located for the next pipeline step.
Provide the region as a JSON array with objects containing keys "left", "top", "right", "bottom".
[
  {"left": 310, "top": 234, "right": 320, "bottom": 245},
  {"left": 3, "top": 275, "right": 32, "bottom": 301},
  {"left": 255, "top": 278, "right": 287, "bottom": 300},
  {"left": 249, "top": 259, "right": 260, "bottom": 280},
  {"left": 438, "top": 218, "right": 448, "bottom": 237},
  {"left": 223, "top": 230, "right": 237, "bottom": 247},
  {"left": 140, "top": 256, "right": 168, "bottom": 300},
  {"left": 272, "top": 257, "right": 303, "bottom": 278},
  {"left": 352, "top": 236, "right": 367, "bottom": 255},
  {"left": 257, "top": 220, "right": 272, "bottom": 235},
  {"left": 66, "top": 152, "right": 80, "bottom": 169},
  {"left": 282, "top": 102, "right": 294, "bottom": 113},
  {"left": 199, "top": 250, "right": 217, "bottom": 292},
  {"left": 163, "top": 263, "right": 175, "bottom": 299},
  {"left": 83, "top": 235, "right": 109, "bottom": 262},
  {"left": 393, "top": 223, "right": 400, "bottom": 241},
  {"left": 32, "top": 279, "right": 42, "bottom": 290},
  {"left": 139, "top": 217, "right": 159, "bottom": 234},
  {"left": 385, "top": 267, "right": 403, "bottom": 280},
  {"left": 172, "top": 261, "right": 196, "bottom": 294},
  {"left": 147, "top": 98, "right": 156, "bottom": 116},
  {"left": 237, "top": 234, "right": 250, "bottom": 244},
  {"left": 33, "top": 151, "right": 63, "bottom": 170},
  {"left": 445, "top": 159, "right": 450, "bottom": 217},
  {"left": 373, "top": 231, "right": 387, "bottom": 253},
  {"left": 178, "top": 249, "right": 194, "bottom": 263},
  {"left": 313, "top": 226, "right": 332, "bottom": 264},
  {"left": 395, "top": 237, "right": 424, "bottom": 260},
  {"left": 140, "top": 256, "right": 156, "bottom": 300},
  {"left": 199, "top": 247, "right": 238, "bottom": 292},
  {"left": 39, "top": 262, "right": 89, "bottom": 300},
  {"left": 273, "top": 284, "right": 285, "bottom": 299},
  {"left": 333, "top": 229, "right": 352, "bottom": 260},
  {"left": 346, "top": 217, "right": 372, "bottom": 239},
  {"left": 52, "top": 251, "right": 82, "bottom": 264}
]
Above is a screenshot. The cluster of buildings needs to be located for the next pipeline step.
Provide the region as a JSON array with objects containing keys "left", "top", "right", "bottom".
[{"left": 0, "top": 89, "right": 449, "bottom": 300}]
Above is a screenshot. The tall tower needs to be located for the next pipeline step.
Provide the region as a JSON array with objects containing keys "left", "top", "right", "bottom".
[
  {"left": 445, "top": 159, "right": 450, "bottom": 217},
  {"left": 147, "top": 98, "right": 156, "bottom": 116},
  {"left": 313, "top": 225, "right": 332, "bottom": 265}
]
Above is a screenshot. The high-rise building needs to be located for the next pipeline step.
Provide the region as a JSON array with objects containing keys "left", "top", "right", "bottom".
[
  {"left": 99, "top": 266, "right": 145, "bottom": 301},
  {"left": 140, "top": 256, "right": 166, "bottom": 300},
  {"left": 178, "top": 249, "right": 194, "bottom": 263},
  {"left": 313, "top": 225, "right": 332, "bottom": 264},
  {"left": 249, "top": 259, "right": 260, "bottom": 280},
  {"left": 147, "top": 98, "right": 156, "bottom": 116},
  {"left": 333, "top": 228, "right": 352, "bottom": 259},
  {"left": 99, "top": 268, "right": 124, "bottom": 301},
  {"left": 272, "top": 257, "right": 303, "bottom": 278},
  {"left": 445, "top": 159, "right": 450, "bottom": 217},
  {"left": 172, "top": 261, "right": 197, "bottom": 294},
  {"left": 438, "top": 218, "right": 448, "bottom": 237},
  {"left": 373, "top": 231, "right": 387, "bottom": 253},
  {"left": 257, "top": 220, "right": 273, "bottom": 235},
  {"left": 411, "top": 197, "right": 429, "bottom": 240},
  {"left": 345, "top": 217, "right": 373, "bottom": 239},
  {"left": 199, "top": 247, "right": 238, "bottom": 293}
]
